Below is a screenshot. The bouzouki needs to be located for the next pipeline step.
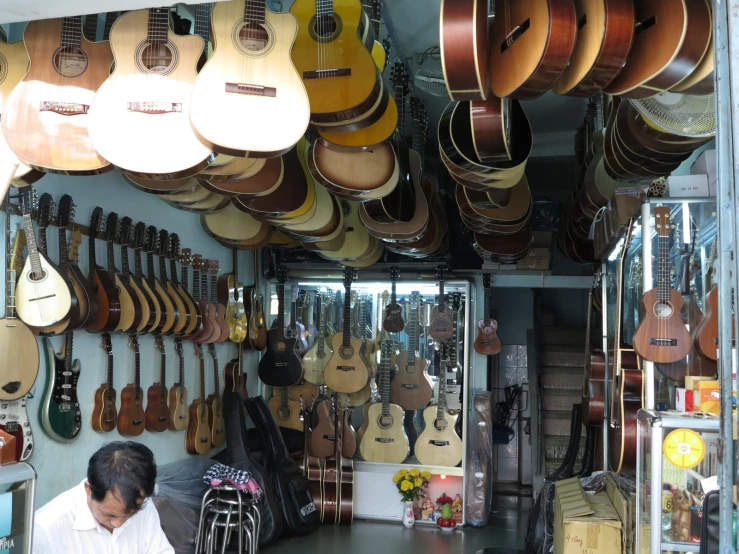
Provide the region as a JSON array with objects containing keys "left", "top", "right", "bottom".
[
  {"left": 158, "top": 229, "right": 188, "bottom": 336},
  {"left": 429, "top": 265, "right": 453, "bottom": 341},
  {"left": 133, "top": 222, "right": 164, "bottom": 334},
  {"left": 324, "top": 268, "right": 369, "bottom": 394},
  {"left": 206, "top": 344, "right": 226, "bottom": 447},
  {"left": 382, "top": 268, "right": 404, "bottom": 333},
  {"left": 415, "top": 343, "right": 463, "bottom": 467},
  {"left": 168, "top": 339, "right": 190, "bottom": 431},
  {"left": 169, "top": 236, "right": 201, "bottom": 338},
  {"left": 39, "top": 333, "right": 81, "bottom": 443},
  {"left": 106, "top": 213, "right": 143, "bottom": 334},
  {"left": 474, "top": 274, "right": 502, "bottom": 355},
  {"left": 85, "top": 207, "right": 121, "bottom": 333},
  {"left": 258, "top": 267, "right": 303, "bottom": 387},
  {"left": 390, "top": 292, "right": 433, "bottom": 410},
  {"left": 186, "top": 343, "right": 212, "bottom": 454},
  {"left": 118, "top": 335, "right": 146, "bottom": 437},
  {"left": 91, "top": 333, "right": 117, "bottom": 433},
  {"left": 145, "top": 337, "right": 170, "bottom": 432},
  {"left": 192, "top": 255, "right": 217, "bottom": 344},
  {"left": 582, "top": 272, "right": 606, "bottom": 427},
  {"left": 179, "top": 248, "right": 204, "bottom": 340}
]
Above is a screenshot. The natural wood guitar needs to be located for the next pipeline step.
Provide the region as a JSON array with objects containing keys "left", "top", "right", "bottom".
[
  {"left": 429, "top": 266, "right": 453, "bottom": 341},
  {"left": 190, "top": 0, "right": 309, "bottom": 157},
  {"left": 248, "top": 287, "right": 268, "bottom": 349},
  {"left": 268, "top": 387, "right": 304, "bottom": 432},
  {"left": 40, "top": 333, "right": 81, "bottom": 443},
  {"left": 87, "top": 8, "right": 215, "bottom": 179},
  {"left": 382, "top": 268, "right": 405, "bottom": 333},
  {"left": 106, "top": 213, "right": 143, "bottom": 334},
  {"left": 474, "top": 274, "right": 502, "bottom": 355},
  {"left": 2, "top": 16, "right": 112, "bottom": 174},
  {"left": 168, "top": 339, "right": 190, "bottom": 431},
  {"left": 169, "top": 236, "right": 201, "bottom": 338},
  {"left": 158, "top": 229, "right": 188, "bottom": 336},
  {"left": 224, "top": 342, "right": 249, "bottom": 400},
  {"left": 145, "top": 337, "right": 170, "bottom": 432},
  {"left": 218, "top": 248, "right": 246, "bottom": 343},
  {"left": 303, "top": 292, "right": 332, "bottom": 385},
  {"left": 206, "top": 344, "right": 226, "bottom": 447},
  {"left": 208, "top": 261, "right": 231, "bottom": 344},
  {"left": 91, "top": 333, "right": 117, "bottom": 433},
  {"left": 186, "top": 344, "right": 212, "bottom": 454},
  {"left": 118, "top": 336, "right": 146, "bottom": 437}
]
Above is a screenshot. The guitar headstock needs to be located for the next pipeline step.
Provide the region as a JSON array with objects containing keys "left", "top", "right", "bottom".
[
  {"left": 90, "top": 207, "right": 105, "bottom": 238},
  {"left": 389, "top": 267, "right": 400, "bottom": 282},
  {"left": 120, "top": 217, "right": 134, "bottom": 248},
  {"left": 482, "top": 273, "right": 491, "bottom": 289},
  {"left": 145, "top": 225, "right": 158, "bottom": 254},
  {"left": 18, "top": 186, "right": 37, "bottom": 217},
  {"left": 175, "top": 339, "right": 183, "bottom": 357},
  {"left": 180, "top": 247, "right": 192, "bottom": 267},
  {"left": 277, "top": 266, "right": 288, "bottom": 284},
  {"left": 192, "top": 254, "right": 203, "bottom": 271},
  {"left": 654, "top": 206, "right": 671, "bottom": 238},
  {"left": 343, "top": 266, "right": 356, "bottom": 288},
  {"left": 409, "top": 291, "right": 420, "bottom": 308},
  {"left": 391, "top": 62, "right": 409, "bottom": 93},
  {"left": 57, "top": 194, "right": 76, "bottom": 228},
  {"left": 10, "top": 230, "right": 26, "bottom": 274},
  {"left": 169, "top": 233, "right": 181, "bottom": 261},
  {"left": 105, "top": 212, "right": 119, "bottom": 243},
  {"left": 37, "top": 193, "right": 54, "bottom": 229},
  {"left": 157, "top": 229, "right": 169, "bottom": 257},
  {"left": 208, "top": 343, "right": 217, "bottom": 360},
  {"left": 101, "top": 333, "right": 112, "bottom": 355},
  {"left": 439, "top": 341, "right": 448, "bottom": 359},
  {"left": 154, "top": 336, "right": 164, "bottom": 352},
  {"left": 69, "top": 230, "right": 82, "bottom": 264},
  {"left": 128, "top": 334, "right": 140, "bottom": 354},
  {"left": 381, "top": 338, "right": 392, "bottom": 360},
  {"left": 209, "top": 259, "right": 220, "bottom": 275},
  {"left": 133, "top": 222, "right": 147, "bottom": 250},
  {"left": 451, "top": 292, "right": 461, "bottom": 312},
  {"left": 436, "top": 264, "right": 448, "bottom": 281}
]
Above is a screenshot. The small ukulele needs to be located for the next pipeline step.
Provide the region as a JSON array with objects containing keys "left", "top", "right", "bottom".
[
  {"left": 382, "top": 268, "right": 405, "bottom": 333},
  {"left": 428, "top": 265, "right": 453, "bottom": 341},
  {"left": 91, "top": 333, "right": 117, "bottom": 433},
  {"left": 186, "top": 343, "right": 212, "bottom": 455},
  {"left": 145, "top": 337, "right": 170, "bottom": 432},
  {"left": 206, "top": 344, "right": 226, "bottom": 447},
  {"left": 118, "top": 336, "right": 146, "bottom": 437},
  {"left": 168, "top": 339, "right": 190, "bottom": 431},
  {"left": 474, "top": 274, "right": 502, "bottom": 355}
]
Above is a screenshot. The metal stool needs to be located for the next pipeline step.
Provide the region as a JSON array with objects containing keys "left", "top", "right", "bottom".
[{"left": 195, "top": 484, "right": 260, "bottom": 554}]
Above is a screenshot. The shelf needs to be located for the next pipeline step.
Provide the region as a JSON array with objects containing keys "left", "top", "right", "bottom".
[
  {"left": 662, "top": 540, "right": 700, "bottom": 552},
  {"left": 485, "top": 273, "right": 593, "bottom": 289},
  {"left": 354, "top": 460, "right": 464, "bottom": 477}
]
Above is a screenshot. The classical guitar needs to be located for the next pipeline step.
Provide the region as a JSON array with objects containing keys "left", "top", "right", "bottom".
[
  {"left": 335, "top": 399, "right": 354, "bottom": 526},
  {"left": 0, "top": 225, "right": 39, "bottom": 401},
  {"left": 39, "top": 334, "right": 81, "bottom": 443},
  {"left": 0, "top": 395, "right": 34, "bottom": 462},
  {"left": 429, "top": 266, "right": 453, "bottom": 341},
  {"left": 290, "top": 0, "right": 382, "bottom": 125},
  {"left": 91, "top": 333, "right": 117, "bottom": 433},
  {"left": 179, "top": 247, "right": 204, "bottom": 340},
  {"left": 474, "top": 274, "right": 502, "bottom": 356},
  {"left": 145, "top": 337, "right": 170, "bottom": 432},
  {"left": 489, "top": 0, "right": 577, "bottom": 99},
  {"left": 206, "top": 344, "right": 226, "bottom": 447},
  {"left": 694, "top": 241, "right": 719, "bottom": 362},
  {"left": 303, "top": 292, "right": 332, "bottom": 386},
  {"left": 192, "top": 254, "right": 217, "bottom": 343},
  {"left": 168, "top": 339, "right": 190, "bottom": 431},
  {"left": 415, "top": 343, "right": 463, "bottom": 467},
  {"left": 118, "top": 336, "right": 146, "bottom": 437},
  {"left": 57, "top": 196, "right": 98, "bottom": 330},
  {"left": 106, "top": 213, "right": 143, "bottom": 334},
  {"left": 582, "top": 272, "right": 606, "bottom": 427},
  {"left": 360, "top": 340, "right": 409, "bottom": 463},
  {"left": 158, "top": 230, "right": 188, "bottom": 336},
  {"left": 208, "top": 261, "right": 231, "bottom": 344},
  {"left": 224, "top": 342, "right": 249, "bottom": 401},
  {"left": 190, "top": 0, "right": 310, "bottom": 156},
  {"left": 133, "top": 222, "right": 163, "bottom": 334},
  {"left": 248, "top": 286, "right": 268, "bottom": 350},
  {"left": 146, "top": 226, "right": 178, "bottom": 335},
  {"left": 390, "top": 292, "right": 433, "bottom": 410},
  {"left": 218, "top": 249, "right": 246, "bottom": 343},
  {"left": 633, "top": 207, "right": 693, "bottom": 364},
  {"left": 87, "top": 8, "right": 215, "bottom": 179},
  {"left": 268, "top": 387, "right": 304, "bottom": 432},
  {"left": 118, "top": 217, "right": 153, "bottom": 334},
  {"left": 324, "top": 268, "right": 369, "bottom": 394},
  {"left": 310, "top": 395, "right": 357, "bottom": 458},
  {"left": 15, "top": 188, "right": 73, "bottom": 329},
  {"left": 291, "top": 287, "right": 309, "bottom": 356},
  {"left": 169, "top": 236, "right": 201, "bottom": 338},
  {"left": 258, "top": 268, "right": 303, "bottom": 387},
  {"left": 186, "top": 343, "right": 212, "bottom": 454},
  {"left": 301, "top": 291, "right": 318, "bottom": 347},
  {"left": 382, "top": 267, "right": 405, "bottom": 333},
  {"left": 470, "top": 96, "right": 514, "bottom": 164},
  {"left": 2, "top": 16, "right": 113, "bottom": 174}
]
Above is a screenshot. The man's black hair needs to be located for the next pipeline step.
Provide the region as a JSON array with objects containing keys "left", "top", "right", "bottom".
[{"left": 87, "top": 441, "right": 157, "bottom": 513}]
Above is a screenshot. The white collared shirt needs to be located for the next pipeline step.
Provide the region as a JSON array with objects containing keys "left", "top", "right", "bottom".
[{"left": 32, "top": 480, "right": 174, "bottom": 554}]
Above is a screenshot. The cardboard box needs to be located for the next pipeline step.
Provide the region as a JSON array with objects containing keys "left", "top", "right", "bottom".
[
  {"left": 0, "top": 430, "right": 16, "bottom": 465},
  {"left": 606, "top": 474, "right": 636, "bottom": 554},
  {"left": 667, "top": 174, "right": 709, "bottom": 198},
  {"left": 517, "top": 247, "right": 552, "bottom": 270},
  {"left": 685, "top": 376, "right": 714, "bottom": 391},
  {"left": 694, "top": 380, "right": 720, "bottom": 414},
  {"left": 691, "top": 149, "right": 717, "bottom": 196},
  {"left": 676, "top": 388, "right": 694, "bottom": 412},
  {"left": 554, "top": 478, "right": 623, "bottom": 554}
]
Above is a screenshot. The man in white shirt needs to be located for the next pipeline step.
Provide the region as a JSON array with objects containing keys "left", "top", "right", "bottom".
[{"left": 32, "top": 441, "right": 174, "bottom": 554}]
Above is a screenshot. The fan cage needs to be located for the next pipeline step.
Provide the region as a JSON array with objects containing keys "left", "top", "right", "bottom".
[{"left": 629, "top": 93, "right": 716, "bottom": 139}]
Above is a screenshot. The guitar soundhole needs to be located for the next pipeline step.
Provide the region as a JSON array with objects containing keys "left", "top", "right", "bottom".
[
  {"left": 0, "top": 54, "right": 7, "bottom": 84},
  {"left": 141, "top": 43, "right": 174, "bottom": 73},
  {"left": 52, "top": 46, "right": 88, "bottom": 78},
  {"left": 239, "top": 22, "right": 269, "bottom": 52},
  {"left": 28, "top": 269, "right": 47, "bottom": 282},
  {"left": 278, "top": 406, "right": 291, "bottom": 420},
  {"left": 314, "top": 15, "right": 338, "bottom": 37},
  {"left": 653, "top": 301, "right": 674, "bottom": 319},
  {"left": 434, "top": 418, "right": 448, "bottom": 432},
  {"left": 339, "top": 345, "right": 354, "bottom": 359},
  {"left": 378, "top": 414, "right": 393, "bottom": 429}
]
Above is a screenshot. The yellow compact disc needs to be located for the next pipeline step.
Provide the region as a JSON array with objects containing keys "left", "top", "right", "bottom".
[{"left": 663, "top": 428, "right": 706, "bottom": 469}]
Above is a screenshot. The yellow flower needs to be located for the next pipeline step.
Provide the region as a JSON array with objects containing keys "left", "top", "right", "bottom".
[
  {"left": 398, "top": 469, "right": 408, "bottom": 476},
  {"left": 421, "top": 471, "right": 431, "bottom": 479},
  {"left": 400, "top": 480, "right": 413, "bottom": 491},
  {"left": 404, "top": 475, "right": 413, "bottom": 481},
  {"left": 414, "top": 478, "right": 423, "bottom": 487},
  {"left": 393, "top": 474, "right": 402, "bottom": 483},
  {"left": 410, "top": 469, "right": 420, "bottom": 477}
]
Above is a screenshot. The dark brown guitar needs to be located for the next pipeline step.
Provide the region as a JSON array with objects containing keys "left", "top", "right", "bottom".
[
  {"left": 118, "top": 335, "right": 145, "bottom": 437},
  {"left": 439, "top": 0, "right": 488, "bottom": 101},
  {"left": 474, "top": 274, "right": 502, "bottom": 356},
  {"left": 91, "top": 333, "right": 117, "bottom": 432},
  {"left": 145, "top": 337, "right": 170, "bottom": 432},
  {"left": 224, "top": 342, "right": 248, "bottom": 400},
  {"left": 336, "top": 399, "right": 354, "bottom": 526},
  {"left": 429, "top": 265, "right": 453, "bottom": 341},
  {"left": 105, "top": 212, "right": 143, "bottom": 334},
  {"left": 694, "top": 242, "right": 719, "bottom": 362},
  {"left": 382, "top": 267, "right": 404, "bottom": 333},
  {"left": 582, "top": 272, "right": 606, "bottom": 427},
  {"left": 310, "top": 397, "right": 357, "bottom": 459},
  {"left": 206, "top": 344, "right": 226, "bottom": 447},
  {"left": 208, "top": 260, "right": 230, "bottom": 344},
  {"left": 85, "top": 207, "right": 121, "bottom": 333}
]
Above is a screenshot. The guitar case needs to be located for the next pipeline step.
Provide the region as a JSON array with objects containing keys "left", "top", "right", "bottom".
[
  {"left": 699, "top": 489, "right": 719, "bottom": 554},
  {"left": 245, "top": 396, "right": 320, "bottom": 537},
  {"left": 222, "top": 390, "right": 283, "bottom": 545}
]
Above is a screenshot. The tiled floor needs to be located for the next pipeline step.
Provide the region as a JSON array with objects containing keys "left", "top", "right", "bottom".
[{"left": 265, "top": 495, "right": 532, "bottom": 553}]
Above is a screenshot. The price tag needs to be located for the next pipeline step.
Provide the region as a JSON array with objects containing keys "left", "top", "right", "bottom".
[
  {"left": 701, "top": 475, "right": 719, "bottom": 494},
  {"left": 663, "top": 428, "right": 706, "bottom": 469}
]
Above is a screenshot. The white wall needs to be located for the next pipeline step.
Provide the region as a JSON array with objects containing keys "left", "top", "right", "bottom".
[{"left": 1, "top": 172, "right": 260, "bottom": 507}]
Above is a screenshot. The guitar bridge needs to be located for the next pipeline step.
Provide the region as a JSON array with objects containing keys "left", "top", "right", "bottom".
[
  {"left": 429, "top": 440, "right": 450, "bottom": 446},
  {"left": 649, "top": 338, "right": 677, "bottom": 346},
  {"left": 127, "top": 102, "right": 182, "bottom": 114},
  {"left": 158, "top": 416, "right": 167, "bottom": 422},
  {"left": 401, "top": 384, "right": 419, "bottom": 389},
  {"left": 336, "top": 366, "right": 355, "bottom": 372},
  {"left": 225, "top": 83, "right": 276, "bottom": 97},
  {"left": 303, "top": 68, "right": 351, "bottom": 80},
  {"left": 375, "top": 437, "right": 394, "bottom": 443},
  {"left": 40, "top": 101, "right": 89, "bottom": 115}
]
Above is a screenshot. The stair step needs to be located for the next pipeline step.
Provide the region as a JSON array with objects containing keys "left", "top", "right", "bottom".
[
  {"left": 539, "top": 326, "right": 586, "bottom": 347},
  {"left": 542, "top": 410, "right": 585, "bottom": 437},
  {"left": 541, "top": 350, "right": 586, "bottom": 368},
  {"left": 541, "top": 367, "right": 585, "bottom": 390},
  {"left": 542, "top": 390, "right": 583, "bottom": 412}
]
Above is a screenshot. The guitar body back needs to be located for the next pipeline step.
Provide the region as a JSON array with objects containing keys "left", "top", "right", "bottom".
[
  {"left": 608, "top": 366, "right": 643, "bottom": 473},
  {"left": 118, "top": 385, "right": 145, "bottom": 437},
  {"left": 2, "top": 18, "right": 112, "bottom": 174},
  {"left": 141, "top": 278, "right": 164, "bottom": 334},
  {"left": 86, "top": 268, "right": 121, "bottom": 332},
  {"left": 258, "top": 330, "right": 302, "bottom": 387},
  {"left": 168, "top": 384, "right": 189, "bottom": 430},
  {"left": 166, "top": 281, "right": 189, "bottom": 335},
  {"left": 633, "top": 288, "right": 692, "bottom": 363},
  {"left": 224, "top": 278, "right": 247, "bottom": 343},
  {"left": 582, "top": 351, "right": 606, "bottom": 426},
  {"left": 154, "top": 280, "right": 178, "bottom": 335},
  {"left": 0, "top": 317, "right": 40, "bottom": 400},
  {"left": 359, "top": 402, "right": 409, "bottom": 463},
  {"left": 389, "top": 352, "right": 433, "bottom": 410},
  {"left": 177, "top": 282, "right": 201, "bottom": 337},
  {"left": 91, "top": 385, "right": 117, "bottom": 432},
  {"left": 694, "top": 287, "right": 718, "bottom": 361},
  {"left": 145, "top": 384, "right": 169, "bottom": 432},
  {"left": 415, "top": 407, "right": 462, "bottom": 467},
  {"left": 16, "top": 255, "right": 73, "bottom": 328},
  {"left": 127, "top": 274, "right": 153, "bottom": 333},
  {"left": 114, "top": 274, "right": 142, "bottom": 333},
  {"left": 324, "top": 332, "right": 369, "bottom": 393},
  {"left": 67, "top": 264, "right": 98, "bottom": 329},
  {"left": 39, "top": 339, "right": 81, "bottom": 443},
  {"left": 186, "top": 401, "right": 212, "bottom": 454}
]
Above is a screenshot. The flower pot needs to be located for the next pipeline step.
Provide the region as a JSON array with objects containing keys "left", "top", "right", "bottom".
[{"left": 402, "top": 500, "right": 415, "bottom": 528}]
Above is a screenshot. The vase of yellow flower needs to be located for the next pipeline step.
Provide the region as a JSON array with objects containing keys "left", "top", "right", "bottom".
[{"left": 393, "top": 468, "right": 432, "bottom": 528}]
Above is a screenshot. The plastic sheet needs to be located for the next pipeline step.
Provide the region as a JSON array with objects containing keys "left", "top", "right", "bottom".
[
  {"left": 465, "top": 391, "right": 494, "bottom": 527},
  {"left": 153, "top": 497, "right": 201, "bottom": 554}
]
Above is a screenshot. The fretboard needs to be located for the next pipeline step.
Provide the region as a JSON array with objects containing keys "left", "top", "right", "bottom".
[
  {"left": 23, "top": 215, "right": 43, "bottom": 280},
  {"left": 199, "top": 353, "right": 206, "bottom": 419},
  {"left": 318, "top": 303, "right": 327, "bottom": 355},
  {"left": 438, "top": 280, "right": 445, "bottom": 311},
  {"left": 105, "top": 335, "right": 114, "bottom": 390},
  {"left": 176, "top": 340, "right": 184, "bottom": 385},
  {"left": 408, "top": 303, "right": 418, "bottom": 365},
  {"left": 380, "top": 345, "right": 390, "bottom": 415},
  {"left": 169, "top": 257, "right": 179, "bottom": 284},
  {"left": 159, "top": 254, "right": 169, "bottom": 284},
  {"left": 106, "top": 241, "right": 116, "bottom": 279},
  {"left": 146, "top": 252, "right": 156, "bottom": 282},
  {"left": 160, "top": 349, "right": 166, "bottom": 387},
  {"left": 58, "top": 225, "right": 69, "bottom": 270},
  {"left": 192, "top": 265, "right": 201, "bottom": 302},
  {"left": 121, "top": 241, "right": 131, "bottom": 277},
  {"left": 61, "top": 16, "right": 83, "bottom": 49},
  {"left": 62, "top": 332, "right": 74, "bottom": 411},
  {"left": 194, "top": 3, "right": 212, "bottom": 42},
  {"left": 134, "top": 349, "right": 141, "bottom": 390},
  {"left": 657, "top": 235, "right": 670, "bottom": 303},
  {"left": 483, "top": 286, "right": 490, "bottom": 326},
  {"left": 437, "top": 351, "right": 446, "bottom": 418},
  {"left": 276, "top": 283, "right": 286, "bottom": 339},
  {"left": 316, "top": 0, "right": 335, "bottom": 19},
  {"left": 342, "top": 285, "right": 352, "bottom": 346},
  {"left": 244, "top": 0, "right": 266, "bottom": 25},
  {"left": 134, "top": 248, "right": 144, "bottom": 280},
  {"left": 148, "top": 7, "right": 169, "bottom": 45}
]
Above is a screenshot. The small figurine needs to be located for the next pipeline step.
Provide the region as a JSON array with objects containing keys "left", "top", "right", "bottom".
[{"left": 422, "top": 497, "right": 434, "bottom": 520}]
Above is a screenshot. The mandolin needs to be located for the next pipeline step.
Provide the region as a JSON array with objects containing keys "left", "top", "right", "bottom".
[
  {"left": 190, "top": 0, "right": 310, "bottom": 157},
  {"left": 2, "top": 16, "right": 112, "bottom": 174},
  {"left": 158, "top": 230, "right": 188, "bottom": 336},
  {"left": 88, "top": 8, "right": 215, "bottom": 179},
  {"left": 39, "top": 333, "right": 81, "bottom": 443},
  {"left": 169, "top": 236, "right": 201, "bottom": 338},
  {"left": 360, "top": 340, "right": 409, "bottom": 463},
  {"left": 91, "top": 333, "right": 117, "bottom": 433},
  {"left": 208, "top": 261, "right": 231, "bottom": 344},
  {"left": 224, "top": 342, "right": 249, "bottom": 401},
  {"left": 192, "top": 255, "right": 217, "bottom": 343},
  {"left": 168, "top": 339, "right": 190, "bottom": 431},
  {"left": 186, "top": 343, "right": 212, "bottom": 454},
  {"left": 146, "top": 226, "right": 178, "bottom": 335},
  {"left": 290, "top": 0, "right": 382, "bottom": 125},
  {"left": 179, "top": 247, "right": 204, "bottom": 340},
  {"left": 132, "top": 222, "right": 163, "bottom": 334},
  {"left": 105, "top": 213, "right": 143, "bottom": 334},
  {"left": 310, "top": 395, "right": 357, "bottom": 458},
  {"left": 118, "top": 336, "right": 146, "bottom": 437},
  {"left": 118, "top": 217, "right": 153, "bottom": 334},
  {"left": 382, "top": 268, "right": 405, "bottom": 333},
  {"left": 0, "top": 225, "right": 39, "bottom": 401},
  {"left": 0, "top": 395, "right": 34, "bottom": 462},
  {"left": 429, "top": 266, "right": 453, "bottom": 341},
  {"left": 415, "top": 343, "right": 463, "bottom": 467},
  {"left": 258, "top": 267, "right": 303, "bottom": 387},
  {"left": 303, "top": 292, "right": 332, "bottom": 386},
  {"left": 206, "top": 344, "right": 226, "bottom": 447},
  {"left": 219, "top": 249, "right": 246, "bottom": 343},
  {"left": 83, "top": 208, "right": 120, "bottom": 333},
  {"left": 582, "top": 273, "right": 606, "bottom": 427},
  {"left": 145, "top": 337, "right": 170, "bottom": 432},
  {"left": 58, "top": 196, "right": 98, "bottom": 330},
  {"left": 474, "top": 274, "right": 502, "bottom": 356},
  {"left": 324, "top": 268, "right": 369, "bottom": 394},
  {"left": 268, "top": 387, "right": 304, "bottom": 432},
  {"left": 633, "top": 207, "right": 693, "bottom": 363},
  {"left": 15, "top": 188, "right": 73, "bottom": 329},
  {"left": 390, "top": 292, "right": 433, "bottom": 410}
]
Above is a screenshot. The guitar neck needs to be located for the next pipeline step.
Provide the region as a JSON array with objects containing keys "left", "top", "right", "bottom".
[
  {"left": 134, "top": 248, "right": 144, "bottom": 280},
  {"left": 146, "top": 252, "right": 156, "bottom": 282},
  {"left": 231, "top": 248, "right": 238, "bottom": 283},
  {"left": 342, "top": 285, "right": 352, "bottom": 346},
  {"left": 359, "top": 294, "right": 366, "bottom": 340},
  {"left": 181, "top": 262, "right": 189, "bottom": 291},
  {"left": 210, "top": 273, "right": 218, "bottom": 304},
  {"left": 192, "top": 264, "right": 201, "bottom": 301},
  {"left": 318, "top": 301, "right": 328, "bottom": 355},
  {"left": 160, "top": 348, "right": 166, "bottom": 388},
  {"left": 106, "top": 336, "right": 114, "bottom": 391},
  {"left": 106, "top": 241, "right": 116, "bottom": 279},
  {"left": 657, "top": 234, "right": 671, "bottom": 303},
  {"left": 483, "top": 285, "right": 490, "bottom": 326},
  {"left": 121, "top": 241, "right": 132, "bottom": 277},
  {"left": 61, "top": 16, "right": 83, "bottom": 49},
  {"left": 147, "top": 7, "right": 169, "bottom": 45},
  {"left": 276, "top": 283, "right": 286, "bottom": 338},
  {"left": 134, "top": 346, "right": 141, "bottom": 391},
  {"left": 62, "top": 332, "right": 75, "bottom": 412},
  {"left": 200, "top": 266, "right": 209, "bottom": 302},
  {"left": 57, "top": 225, "right": 69, "bottom": 269},
  {"left": 177, "top": 341, "right": 185, "bottom": 385},
  {"left": 169, "top": 258, "right": 179, "bottom": 285},
  {"left": 159, "top": 255, "right": 169, "bottom": 284},
  {"left": 380, "top": 346, "right": 390, "bottom": 415},
  {"left": 408, "top": 304, "right": 418, "bottom": 364},
  {"left": 316, "top": 0, "right": 335, "bottom": 19},
  {"left": 436, "top": 352, "right": 447, "bottom": 418},
  {"left": 199, "top": 354, "right": 206, "bottom": 416},
  {"left": 23, "top": 215, "right": 43, "bottom": 279},
  {"left": 438, "top": 280, "right": 445, "bottom": 311},
  {"left": 194, "top": 3, "right": 213, "bottom": 42},
  {"left": 211, "top": 348, "right": 220, "bottom": 410}
]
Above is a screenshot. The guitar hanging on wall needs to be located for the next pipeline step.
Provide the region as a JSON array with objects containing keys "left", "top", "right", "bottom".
[
  {"left": 118, "top": 335, "right": 146, "bottom": 437},
  {"left": 186, "top": 343, "right": 212, "bottom": 455},
  {"left": 474, "top": 274, "right": 502, "bottom": 355},
  {"left": 429, "top": 265, "right": 453, "bottom": 341},
  {"left": 168, "top": 339, "right": 190, "bottom": 431},
  {"left": 145, "top": 337, "right": 170, "bottom": 432},
  {"left": 382, "top": 267, "right": 405, "bottom": 333},
  {"left": 40, "top": 333, "right": 81, "bottom": 443},
  {"left": 91, "top": 333, "right": 117, "bottom": 433}
]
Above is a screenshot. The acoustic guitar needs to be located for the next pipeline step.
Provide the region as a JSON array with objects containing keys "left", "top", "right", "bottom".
[
  {"left": 390, "top": 292, "right": 433, "bottom": 410},
  {"left": 145, "top": 337, "right": 170, "bottom": 432},
  {"left": 360, "top": 340, "right": 409, "bottom": 463},
  {"left": 179, "top": 247, "right": 204, "bottom": 340},
  {"left": 208, "top": 261, "right": 231, "bottom": 344},
  {"left": 303, "top": 292, "right": 332, "bottom": 386},
  {"left": 15, "top": 187, "right": 73, "bottom": 329},
  {"left": 296, "top": 399, "right": 323, "bottom": 522},
  {"left": 91, "top": 333, "right": 117, "bottom": 433},
  {"left": 310, "top": 395, "right": 357, "bottom": 458},
  {"left": 429, "top": 266, "right": 453, "bottom": 341},
  {"left": 105, "top": 213, "right": 143, "bottom": 334},
  {"left": 118, "top": 336, "right": 146, "bottom": 437},
  {"left": 146, "top": 226, "right": 178, "bottom": 335},
  {"left": 0, "top": 226, "right": 39, "bottom": 401},
  {"left": 218, "top": 249, "right": 246, "bottom": 343},
  {"left": 415, "top": 343, "right": 463, "bottom": 467},
  {"left": 474, "top": 274, "right": 502, "bottom": 356},
  {"left": 132, "top": 222, "right": 163, "bottom": 334},
  {"left": 258, "top": 268, "right": 303, "bottom": 387},
  {"left": 694, "top": 241, "right": 719, "bottom": 361},
  {"left": 382, "top": 267, "right": 405, "bottom": 333},
  {"left": 158, "top": 229, "right": 188, "bottom": 336},
  {"left": 206, "top": 344, "right": 226, "bottom": 447},
  {"left": 2, "top": 16, "right": 112, "bottom": 174},
  {"left": 87, "top": 8, "right": 215, "bottom": 179},
  {"left": 324, "top": 268, "right": 369, "bottom": 394},
  {"left": 190, "top": 0, "right": 310, "bottom": 157},
  {"left": 186, "top": 343, "right": 213, "bottom": 454},
  {"left": 582, "top": 272, "right": 606, "bottom": 427},
  {"left": 470, "top": 96, "right": 514, "bottom": 164},
  {"left": 40, "top": 333, "right": 81, "bottom": 443},
  {"left": 169, "top": 235, "right": 201, "bottom": 338},
  {"left": 633, "top": 207, "right": 692, "bottom": 364},
  {"left": 224, "top": 342, "right": 249, "bottom": 401},
  {"left": 168, "top": 339, "right": 190, "bottom": 431},
  {"left": 268, "top": 387, "right": 304, "bottom": 432}
]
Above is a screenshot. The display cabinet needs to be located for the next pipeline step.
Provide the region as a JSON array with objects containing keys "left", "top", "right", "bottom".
[{"left": 0, "top": 462, "right": 36, "bottom": 553}]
